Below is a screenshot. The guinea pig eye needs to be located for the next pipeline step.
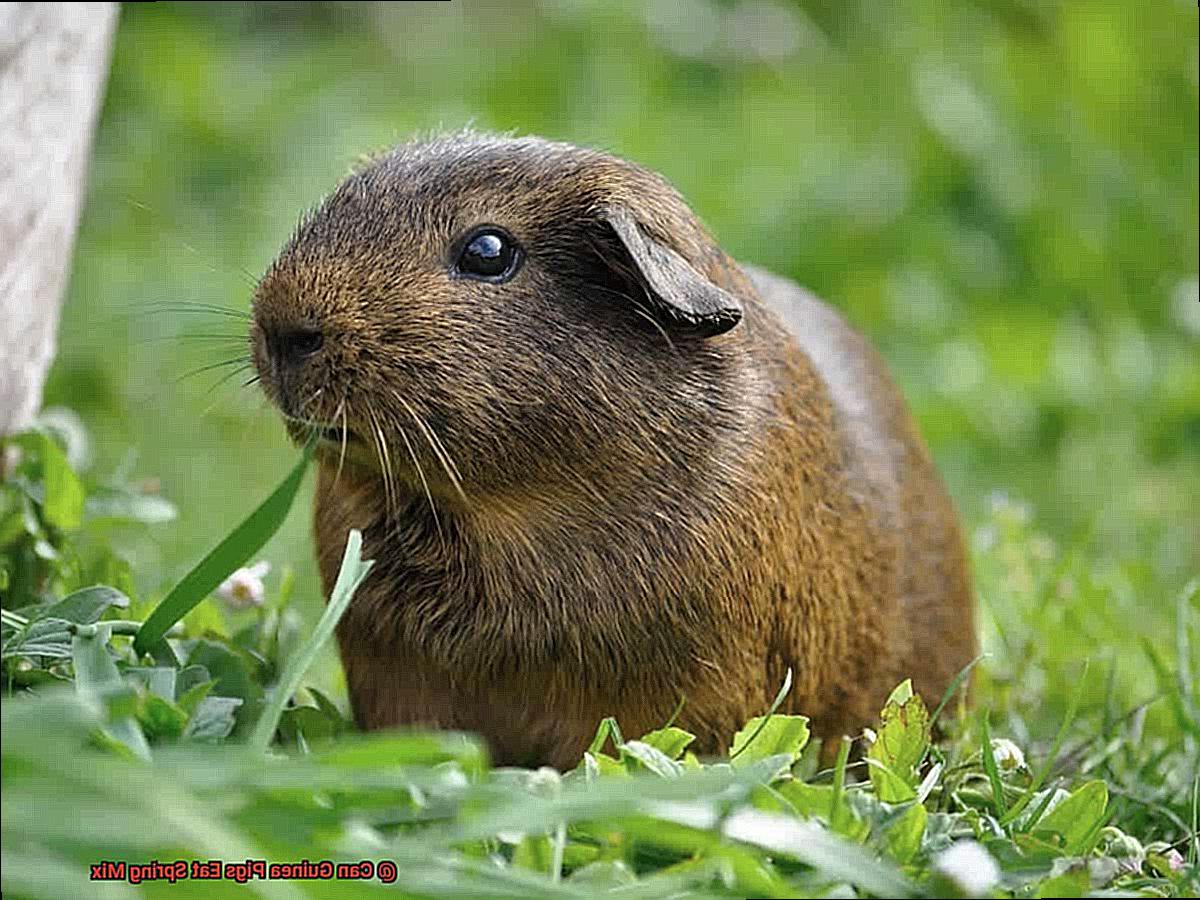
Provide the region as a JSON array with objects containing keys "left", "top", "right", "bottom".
[{"left": 454, "top": 227, "right": 522, "bottom": 282}]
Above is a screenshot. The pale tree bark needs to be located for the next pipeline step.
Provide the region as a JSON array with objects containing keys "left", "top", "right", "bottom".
[{"left": 0, "top": 2, "right": 118, "bottom": 436}]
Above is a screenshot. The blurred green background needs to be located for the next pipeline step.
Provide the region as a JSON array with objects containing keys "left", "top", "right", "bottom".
[{"left": 47, "top": 1, "right": 1198, "bottom": 734}]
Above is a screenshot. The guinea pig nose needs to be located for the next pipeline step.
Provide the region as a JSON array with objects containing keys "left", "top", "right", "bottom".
[{"left": 267, "top": 326, "right": 324, "bottom": 366}]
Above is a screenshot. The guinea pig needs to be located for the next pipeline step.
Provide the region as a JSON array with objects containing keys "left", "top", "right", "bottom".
[{"left": 250, "top": 130, "right": 976, "bottom": 768}]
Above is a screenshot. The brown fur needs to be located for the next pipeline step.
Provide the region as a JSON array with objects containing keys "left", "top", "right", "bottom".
[{"left": 250, "top": 131, "right": 976, "bottom": 768}]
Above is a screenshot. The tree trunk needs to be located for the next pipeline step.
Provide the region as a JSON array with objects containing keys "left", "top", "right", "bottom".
[{"left": 0, "top": 2, "right": 118, "bottom": 435}]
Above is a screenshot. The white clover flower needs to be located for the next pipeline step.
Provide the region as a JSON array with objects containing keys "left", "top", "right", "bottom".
[
  {"left": 989, "top": 738, "right": 1026, "bottom": 772},
  {"left": 217, "top": 561, "right": 270, "bottom": 609},
  {"left": 934, "top": 840, "right": 1001, "bottom": 897}
]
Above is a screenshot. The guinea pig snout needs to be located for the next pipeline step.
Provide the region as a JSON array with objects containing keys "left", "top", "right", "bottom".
[
  {"left": 262, "top": 324, "right": 324, "bottom": 369},
  {"left": 253, "top": 317, "right": 327, "bottom": 417}
]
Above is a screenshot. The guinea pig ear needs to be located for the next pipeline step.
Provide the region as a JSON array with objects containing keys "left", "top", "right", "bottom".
[{"left": 601, "top": 206, "right": 743, "bottom": 338}]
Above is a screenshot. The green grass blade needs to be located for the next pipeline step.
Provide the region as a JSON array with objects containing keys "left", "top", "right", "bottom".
[
  {"left": 587, "top": 717, "right": 624, "bottom": 756},
  {"left": 1002, "top": 662, "right": 1089, "bottom": 827},
  {"left": 979, "top": 712, "right": 1008, "bottom": 818},
  {"left": 248, "top": 529, "right": 374, "bottom": 751},
  {"left": 729, "top": 667, "right": 793, "bottom": 761},
  {"left": 1021, "top": 779, "right": 1063, "bottom": 831},
  {"left": 133, "top": 439, "right": 315, "bottom": 655},
  {"left": 1142, "top": 637, "right": 1196, "bottom": 736},
  {"left": 930, "top": 652, "right": 986, "bottom": 728},
  {"left": 829, "top": 736, "right": 852, "bottom": 834},
  {"left": 1175, "top": 577, "right": 1199, "bottom": 734},
  {"left": 1190, "top": 774, "right": 1199, "bottom": 866}
]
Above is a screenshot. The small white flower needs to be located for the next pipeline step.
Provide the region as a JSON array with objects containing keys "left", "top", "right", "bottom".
[
  {"left": 217, "top": 561, "right": 270, "bottom": 609},
  {"left": 989, "top": 738, "right": 1026, "bottom": 772},
  {"left": 1164, "top": 848, "right": 1185, "bottom": 872},
  {"left": 862, "top": 727, "right": 877, "bottom": 745},
  {"left": 935, "top": 840, "right": 1001, "bottom": 897}
]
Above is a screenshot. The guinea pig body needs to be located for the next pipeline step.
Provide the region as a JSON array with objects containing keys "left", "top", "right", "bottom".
[{"left": 251, "top": 131, "right": 976, "bottom": 767}]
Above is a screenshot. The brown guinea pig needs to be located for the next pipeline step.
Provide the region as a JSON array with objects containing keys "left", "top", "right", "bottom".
[{"left": 250, "top": 130, "right": 976, "bottom": 768}]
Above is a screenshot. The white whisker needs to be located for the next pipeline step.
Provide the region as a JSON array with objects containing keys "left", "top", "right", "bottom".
[
  {"left": 394, "top": 418, "right": 445, "bottom": 550},
  {"left": 392, "top": 390, "right": 467, "bottom": 502}
]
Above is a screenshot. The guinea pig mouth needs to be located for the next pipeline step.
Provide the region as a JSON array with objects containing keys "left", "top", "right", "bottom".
[
  {"left": 283, "top": 416, "right": 362, "bottom": 447},
  {"left": 319, "top": 425, "right": 360, "bottom": 445}
]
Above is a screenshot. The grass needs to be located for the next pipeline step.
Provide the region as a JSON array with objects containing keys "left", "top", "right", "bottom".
[
  {"left": 2, "top": 406, "right": 1197, "bottom": 897},
  {"left": 3, "top": 1, "right": 1198, "bottom": 896}
]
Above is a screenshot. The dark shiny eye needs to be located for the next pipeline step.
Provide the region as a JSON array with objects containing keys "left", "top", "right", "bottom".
[{"left": 455, "top": 228, "right": 522, "bottom": 281}]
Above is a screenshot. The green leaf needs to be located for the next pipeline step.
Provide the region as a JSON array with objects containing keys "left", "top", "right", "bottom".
[
  {"left": 275, "top": 688, "right": 353, "bottom": 744},
  {"left": 730, "top": 714, "right": 810, "bottom": 767},
  {"left": 133, "top": 438, "right": 314, "bottom": 655},
  {"left": 722, "top": 808, "right": 913, "bottom": 897},
  {"left": 182, "top": 695, "right": 242, "bottom": 741},
  {"left": 3, "top": 618, "right": 73, "bottom": 660},
  {"left": 586, "top": 716, "right": 624, "bottom": 756},
  {"left": 776, "top": 780, "right": 834, "bottom": 819},
  {"left": 638, "top": 725, "right": 695, "bottom": 760},
  {"left": 867, "top": 680, "right": 930, "bottom": 802},
  {"left": 582, "top": 750, "right": 627, "bottom": 779},
  {"left": 176, "top": 679, "right": 216, "bottom": 718},
  {"left": 886, "top": 802, "right": 926, "bottom": 864},
  {"left": 1031, "top": 780, "right": 1109, "bottom": 854},
  {"left": 312, "top": 730, "right": 487, "bottom": 774},
  {"left": 137, "top": 694, "right": 189, "bottom": 741},
  {"left": 36, "top": 432, "right": 85, "bottom": 531},
  {"left": 125, "top": 666, "right": 176, "bottom": 700},
  {"left": 728, "top": 667, "right": 795, "bottom": 763},
  {"left": 174, "top": 664, "right": 212, "bottom": 699},
  {"left": 248, "top": 528, "right": 374, "bottom": 751},
  {"left": 619, "top": 739, "right": 683, "bottom": 777},
  {"left": 614, "top": 815, "right": 796, "bottom": 897},
  {"left": 772, "top": 780, "right": 865, "bottom": 844},
  {"left": 512, "top": 835, "right": 553, "bottom": 873},
  {"left": 185, "top": 639, "right": 263, "bottom": 730},
  {"left": 1033, "top": 867, "right": 1090, "bottom": 898},
  {"left": 43, "top": 586, "right": 129, "bottom": 625},
  {"left": 738, "top": 752, "right": 796, "bottom": 786},
  {"left": 71, "top": 624, "right": 150, "bottom": 760},
  {"left": 307, "top": 686, "right": 348, "bottom": 724},
  {"left": 886, "top": 679, "right": 915, "bottom": 706},
  {"left": 278, "top": 705, "right": 342, "bottom": 744}
]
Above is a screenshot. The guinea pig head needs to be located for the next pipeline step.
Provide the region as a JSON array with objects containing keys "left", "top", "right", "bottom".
[{"left": 250, "top": 132, "right": 755, "bottom": 501}]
